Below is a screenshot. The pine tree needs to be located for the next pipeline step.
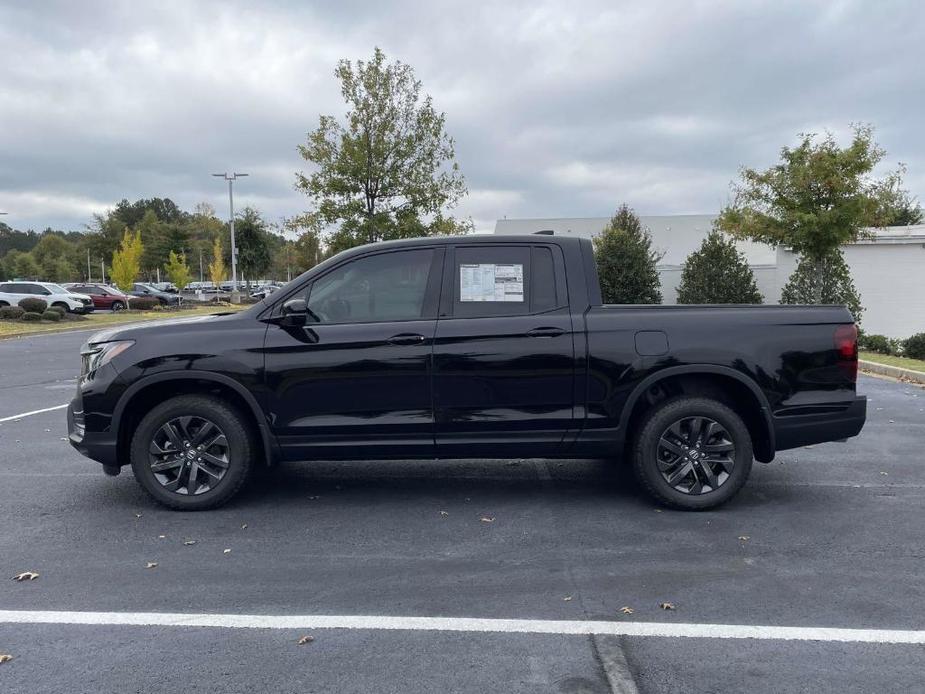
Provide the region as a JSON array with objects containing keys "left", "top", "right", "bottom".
[
  {"left": 593, "top": 204, "right": 663, "bottom": 304},
  {"left": 676, "top": 230, "right": 763, "bottom": 304},
  {"left": 781, "top": 248, "right": 863, "bottom": 322}
]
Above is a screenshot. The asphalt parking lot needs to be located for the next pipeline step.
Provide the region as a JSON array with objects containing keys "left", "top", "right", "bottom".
[{"left": 0, "top": 328, "right": 924, "bottom": 693}]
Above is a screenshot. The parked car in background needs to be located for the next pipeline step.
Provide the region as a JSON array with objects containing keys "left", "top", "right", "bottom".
[
  {"left": 0, "top": 281, "right": 94, "bottom": 313},
  {"left": 129, "top": 283, "right": 181, "bottom": 306},
  {"left": 151, "top": 282, "right": 178, "bottom": 293},
  {"left": 65, "top": 283, "right": 131, "bottom": 311},
  {"left": 250, "top": 284, "right": 280, "bottom": 300}
]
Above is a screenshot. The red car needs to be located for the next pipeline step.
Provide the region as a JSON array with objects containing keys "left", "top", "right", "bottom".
[{"left": 65, "top": 283, "right": 131, "bottom": 311}]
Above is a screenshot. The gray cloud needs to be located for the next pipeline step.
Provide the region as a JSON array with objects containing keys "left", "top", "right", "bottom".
[{"left": 1, "top": 0, "right": 922, "bottom": 233}]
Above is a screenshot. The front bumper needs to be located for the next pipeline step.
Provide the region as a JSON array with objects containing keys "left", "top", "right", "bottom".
[
  {"left": 67, "top": 399, "right": 118, "bottom": 467},
  {"left": 773, "top": 395, "right": 867, "bottom": 451}
]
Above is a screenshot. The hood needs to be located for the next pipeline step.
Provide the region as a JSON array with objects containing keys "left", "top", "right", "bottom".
[{"left": 87, "top": 311, "right": 241, "bottom": 345}]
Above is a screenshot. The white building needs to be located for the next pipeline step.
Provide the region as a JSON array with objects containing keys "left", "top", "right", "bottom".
[{"left": 494, "top": 215, "right": 925, "bottom": 338}]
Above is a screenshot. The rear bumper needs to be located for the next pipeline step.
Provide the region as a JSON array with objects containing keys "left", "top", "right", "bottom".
[
  {"left": 67, "top": 400, "right": 118, "bottom": 467},
  {"left": 773, "top": 396, "right": 867, "bottom": 451}
]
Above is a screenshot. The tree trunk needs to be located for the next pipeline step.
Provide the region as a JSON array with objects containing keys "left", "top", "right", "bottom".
[{"left": 812, "top": 257, "right": 824, "bottom": 303}]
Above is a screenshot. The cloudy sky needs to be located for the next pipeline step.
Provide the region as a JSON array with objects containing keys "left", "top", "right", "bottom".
[{"left": 1, "top": 0, "right": 922, "bottom": 233}]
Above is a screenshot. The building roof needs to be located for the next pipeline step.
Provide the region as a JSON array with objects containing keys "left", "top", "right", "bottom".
[{"left": 494, "top": 215, "right": 777, "bottom": 266}]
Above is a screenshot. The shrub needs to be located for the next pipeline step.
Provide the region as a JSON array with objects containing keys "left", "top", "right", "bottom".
[
  {"left": 41, "top": 309, "right": 62, "bottom": 322},
  {"left": 18, "top": 297, "right": 48, "bottom": 313},
  {"left": 858, "top": 333, "right": 894, "bottom": 355},
  {"left": 594, "top": 204, "right": 663, "bottom": 304},
  {"left": 0, "top": 305, "right": 25, "bottom": 320},
  {"left": 676, "top": 229, "right": 763, "bottom": 304},
  {"left": 47, "top": 305, "right": 67, "bottom": 317},
  {"left": 904, "top": 333, "right": 925, "bottom": 361},
  {"left": 781, "top": 248, "right": 863, "bottom": 323},
  {"left": 128, "top": 296, "right": 158, "bottom": 311},
  {"left": 20, "top": 311, "right": 43, "bottom": 322}
]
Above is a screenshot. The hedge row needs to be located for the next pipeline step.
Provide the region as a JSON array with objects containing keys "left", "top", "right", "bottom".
[{"left": 859, "top": 331, "right": 925, "bottom": 360}]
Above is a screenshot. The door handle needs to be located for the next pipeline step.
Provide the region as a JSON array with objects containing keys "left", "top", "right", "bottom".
[
  {"left": 526, "top": 327, "right": 566, "bottom": 338},
  {"left": 387, "top": 333, "right": 427, "bottom": 345}
]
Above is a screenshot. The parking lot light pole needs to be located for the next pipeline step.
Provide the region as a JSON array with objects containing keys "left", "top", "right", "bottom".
[{"left": 212, "top": 172, "right": 248, "bottom": 304}]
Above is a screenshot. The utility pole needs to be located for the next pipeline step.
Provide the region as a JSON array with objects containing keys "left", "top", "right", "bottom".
[
  {"left": 199, "top": 249, "right": 204, "bottom": 283},
  {"left": 212, "top": 172, "right": 248, "bottom": 303},
  {"left": 87, "top": 248, "right": 92, "bottom": 282},
  {"left": 101, "top": 259, "right": 106, "bottom": 284}
]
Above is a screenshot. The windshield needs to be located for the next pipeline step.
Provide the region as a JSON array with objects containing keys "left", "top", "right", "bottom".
[{"left": 46, "top": 283, "right": 68, "bottom": 294}]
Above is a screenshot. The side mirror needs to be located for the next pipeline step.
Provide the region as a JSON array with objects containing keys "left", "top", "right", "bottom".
[{"left": 280, "top": 298, "right": 308, "bottom": 327}]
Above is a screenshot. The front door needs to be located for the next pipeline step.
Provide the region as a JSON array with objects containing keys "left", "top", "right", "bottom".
[
  {"left": 432, "top": 243, "right": 576, "bottom": 458},
  {"left": 263, "top": 247, "right": 443, "bottom": 460}
]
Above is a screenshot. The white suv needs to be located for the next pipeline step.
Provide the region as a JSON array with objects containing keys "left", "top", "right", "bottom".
[{"left": 0, "top": 281, "right": 94, "bottom": 313}]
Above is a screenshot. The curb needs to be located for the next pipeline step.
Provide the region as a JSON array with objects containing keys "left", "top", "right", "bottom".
[{"left": 859, "top": 359, "right": 925, "bottom": 385}]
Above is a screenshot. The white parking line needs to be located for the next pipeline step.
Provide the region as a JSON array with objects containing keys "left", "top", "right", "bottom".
[
  {"left": 0, "top": 610, "right": 923, "bottom": 644},
  {"left": 0, "top": 403, "right": 68, "bottom": 423}
]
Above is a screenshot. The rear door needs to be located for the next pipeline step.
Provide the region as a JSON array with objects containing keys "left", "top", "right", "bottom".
[
  {"left": 432, "top": 243, "right": 576, "bottom": 457},
  {"left": 263, "top": 246, "right": 444, "bottom": 460}
]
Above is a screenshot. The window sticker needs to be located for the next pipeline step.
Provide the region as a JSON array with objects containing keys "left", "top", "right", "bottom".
[{"left": 459, "top": 263, "right": 524, "bottom": 302}]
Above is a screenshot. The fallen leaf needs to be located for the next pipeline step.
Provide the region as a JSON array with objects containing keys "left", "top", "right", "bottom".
[
  {"left": 297, "top": 635, "right": 314, "bottom": 645},
  {"left": 659, "top": 602, "right": 675, "bottom": 610},
  {"left": 620, "top": 606, "right": 634, "bottom": 615},
  {"left": 888, "top": 420, "right": 895, "bottom": 424},
  {"left": 880, "top": 471, "right": 889, "bottom": 476},
  {"left": 145, "top": 562, "right": 158, "bottom": 569},
  {"left": 44, "top": 428, "right": 51, "bottom": 433},
  {"left": 738, "top": 536, "right": 750, "bottom": 541},
  {"left": 12, "top": 571, "right": 39, "bottom": 582},
  {"left": 480, "top": 516, "right": 495, "bottom": 523},
  {"left": 158, "top": 535, "right": 166, "bottom": 539},
  {"left": 241, "top": 524, "right": 248, "bottom": 530},
  {"left": 135, "top": 513, "right": 143, "bottom": 519},
  {"left": 439, "top": 511, "right": 449, "bottom": 517},
  {"left": 653, "top": 509, "right": 662, "bottom": 513},
  {"left": 183, "top": 540, "right": 197, "bottom": 546},
  {"left": 563, "top": 596, "right": 573, "bottom": 602},
  {"left": 223, "top": 548, "right": 232, "bottom": 554},
  {"left": 0, "top": 654, "right": 12, "bottom": 664}
]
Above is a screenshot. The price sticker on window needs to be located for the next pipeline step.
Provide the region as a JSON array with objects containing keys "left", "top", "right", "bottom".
[{"left": 459, "top": 263, "right": 524, "bottom": 302}]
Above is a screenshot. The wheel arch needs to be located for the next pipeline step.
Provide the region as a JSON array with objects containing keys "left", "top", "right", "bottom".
[
  {"left": 618, "top": 365, "right": 775, "bottom": 462},
  {"left": 113, "top": 371, "right": 279, "bottom": 468}
]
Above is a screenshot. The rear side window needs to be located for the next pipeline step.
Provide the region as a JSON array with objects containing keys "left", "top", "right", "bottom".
[
  {"left": 306, "top": 249, "right": 436, "bottom": 323},
  {"left": 452, "top": 246, "right": 530, "bottom": 317}
]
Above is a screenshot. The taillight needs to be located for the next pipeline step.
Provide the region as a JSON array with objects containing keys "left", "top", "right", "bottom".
[{"left": 834, "top": 324, "right": 858, "bottom": 382}]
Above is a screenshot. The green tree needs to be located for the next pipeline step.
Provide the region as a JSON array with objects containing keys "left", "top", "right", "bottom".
[
  {"left": 111, "top": 230, "right": 143, "bottom": 291},
  {"left": 136, "top": 210, "right": 167, "bottom": 277},
  {"left": 594, "top": 204, "right": 663, "bottom": 304},
  {"left": 295, "top": 47, "right": 469, "bottom": 253},
  {"left": 165, "top": 250, "right": 192, "bottom": 292},
  {"left": 877, "top": 165, "right": 923, "bottom": 226},
  {"left": 13, "top": 252, "right": 40, "bottom": 279},
  {"left": 676, "top": 229, "right": 763, "bottom": 304},
  {"left": 716, "top": 125, "right": 905, "bottom": 303},
  {"left": 208, "top": 237, "right": 226, "bottom": 293},
  {"left": 781, "top": 248, "right": 863, "bottom": 321},
  {"left": 31, "top": 233, "right": 76, "bottom": 281},
  {"left": 232, "top": 208, "right": 272, "bottom": 288}
]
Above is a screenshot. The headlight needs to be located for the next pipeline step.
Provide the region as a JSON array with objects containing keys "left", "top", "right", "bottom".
[{"left": 81, "top": 340, "right": 134, "bottom": 376}]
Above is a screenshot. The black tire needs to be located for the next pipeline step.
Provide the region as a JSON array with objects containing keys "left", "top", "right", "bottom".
[
  {"left": 130, "top": 395, "right": 255, "bottom": 510},
  {"left": 0, "top": 301, "right": 8, "bottom": 307},
  {"left": 52, "top": 302, "right": 70, "bottom": 312},
  {"left": 111, "top": 301, "right": 126, "bottom": 311},
  {"left": 633, "top": 396, "right": 753, "bottom": 511}
]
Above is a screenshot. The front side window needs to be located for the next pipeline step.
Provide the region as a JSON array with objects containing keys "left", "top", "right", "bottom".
[{"left": 306, "top": 249, "right": 435, "bottom": 323}]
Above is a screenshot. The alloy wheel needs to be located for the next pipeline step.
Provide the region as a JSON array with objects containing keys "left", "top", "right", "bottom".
[
  {"left": 148, "top": 416, "right": 230, "bottom": 495},
  {"left": 656, "top": 416, "right": 736, "bottom": 495}
]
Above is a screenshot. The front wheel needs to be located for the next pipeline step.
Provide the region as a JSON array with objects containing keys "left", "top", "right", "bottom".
[
  {"left": 111, "top": 301, "right": 126, "bottom": 311},
  {"left": 633, "top": 396, "right": 753, "bottom": 510},
  {"left": 130, "top": 395, "right": 255, "bottom": 510}
]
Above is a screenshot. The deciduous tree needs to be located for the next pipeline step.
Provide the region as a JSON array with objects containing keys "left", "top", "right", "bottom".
[
  {"left": 111, "top": 230, "right": 143, "bottom": 291},
  {"left": 295, "top": 47, "right": 469, "bottom": 253},
  {"left": 165, "top": 250, "right": 192, "bottom": 293}
]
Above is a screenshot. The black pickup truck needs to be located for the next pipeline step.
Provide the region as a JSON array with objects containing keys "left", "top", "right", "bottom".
[{"left": 68, "top": 234, "right": 866, "bottom": 511}]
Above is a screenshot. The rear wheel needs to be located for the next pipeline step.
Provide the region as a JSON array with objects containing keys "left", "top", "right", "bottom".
[
  {"left": 130, "top": 395, "right": 255, "bottom": 510},
  {"left": 633, "top": 396, "right": 753, "bottom": 510}
]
